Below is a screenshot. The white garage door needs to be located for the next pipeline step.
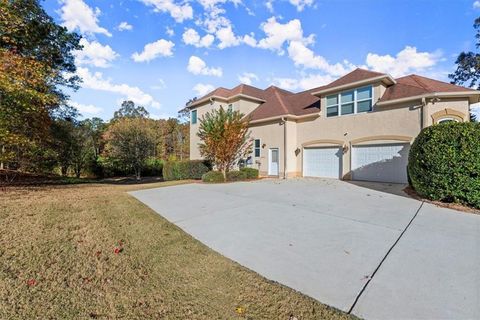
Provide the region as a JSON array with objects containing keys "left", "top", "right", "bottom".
[
  {"left": 352, "top": 143, "right": 410, "bottom": 183},
  {"left": 303, "top": 147, "right": 342, "bottom": 179}
]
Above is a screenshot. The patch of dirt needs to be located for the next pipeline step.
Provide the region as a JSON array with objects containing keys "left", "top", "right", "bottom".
[{"left": 404, "top": 186, "right": 480, "bottom": 215}]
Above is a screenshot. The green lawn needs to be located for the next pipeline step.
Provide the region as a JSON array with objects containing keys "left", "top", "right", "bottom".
[{"left": 0, "top": 181, "right": 354, "bottom": 319}]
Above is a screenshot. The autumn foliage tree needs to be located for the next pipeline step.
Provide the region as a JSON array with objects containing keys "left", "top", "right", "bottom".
[
  {"left": 197, "top": 107, "right": 252, "bottom": 181},
  {"left": 103, "top": 117, "right": 155, "bottom": 180}
]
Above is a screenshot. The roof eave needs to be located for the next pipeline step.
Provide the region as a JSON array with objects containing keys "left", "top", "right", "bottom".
[
  {"left": 376, "top": 91, "right": 480, "bottom": 106},
  {"left": 310, "top": 74, "right": 396, "bottom": 96},
  {"left": 189, "top": 93, "right": 266, "bottom": 108},
  {"left": 249, "top": 112, "right": 320, "bottom": 124}
]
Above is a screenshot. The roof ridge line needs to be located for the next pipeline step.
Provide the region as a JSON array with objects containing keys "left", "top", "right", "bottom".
[{"left": 273, "top": 88, "right": 290, "bottom": 114}]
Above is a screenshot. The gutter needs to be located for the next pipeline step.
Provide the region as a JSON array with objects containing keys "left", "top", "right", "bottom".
[
  {"left": 376, "top": 91, "right": 480, "bottom": 106},
  {"left": 249, "top": 112, "right": 320, "bottom": 125},
  {"left": 189, "top": 93, "right": 266, "bottom": 108}
]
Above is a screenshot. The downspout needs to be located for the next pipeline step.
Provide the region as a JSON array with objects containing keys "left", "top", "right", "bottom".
[
  {"left": 281, "top": 117, "right": 287, "bottom": 179},
  {"left": 421, "top": 97, "right": 428, "bottom": 129}
]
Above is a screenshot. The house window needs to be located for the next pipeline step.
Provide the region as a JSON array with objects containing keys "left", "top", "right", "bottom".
[
  {"left": 228, "top": 104, "right": 233, "bottom": 112},
  {"left": 326, "top": 85, "right": 373, "bottom": 117},
  {"left": 438, "top": 117, "right": 459, "bottom": 124},
  {"left": 254, "top": 139, "right": 261, "bottom": 157},
  {"left": 191, "top": 110, "right": 197, "bottom": 124}
]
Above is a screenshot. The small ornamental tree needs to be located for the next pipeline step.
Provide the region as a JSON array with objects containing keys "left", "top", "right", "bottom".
[{"left": 197, "top": 107, "right": 252, "bottom": 181}]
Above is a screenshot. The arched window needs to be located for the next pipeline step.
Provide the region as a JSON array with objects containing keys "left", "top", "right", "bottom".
[{"left": 437, "top": 117, "right": 459, "bottom": 124}]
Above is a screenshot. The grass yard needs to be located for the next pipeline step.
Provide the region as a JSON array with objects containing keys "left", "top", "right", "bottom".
[{"left": 0, "top": 181, "right": 354, "bottom": 319}]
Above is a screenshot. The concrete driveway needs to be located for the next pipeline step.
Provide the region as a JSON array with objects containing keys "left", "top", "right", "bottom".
[{"left": 130, "top": 179, "right": 480, "bottom": 320}]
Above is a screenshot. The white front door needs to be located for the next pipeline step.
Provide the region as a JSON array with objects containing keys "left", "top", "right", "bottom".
[
  {"left": 352, "top": 143, "right": 410, "bottom": 183},
  {"left": 303, "top": 147, "right": 342, "bottom": 179},
  {"left": 268, "top": 148, "right": 279, "bottom": 176}
]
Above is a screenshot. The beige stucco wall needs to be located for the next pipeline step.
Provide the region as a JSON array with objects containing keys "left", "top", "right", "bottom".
[
  {"left": 189, "top": 98, "right": 262, "bottom": 160},
  {"left": 249, "top": 121, "right": 285, "bottom": 176},
  {"left": 425, "top": 98, "right": 470, "bottom": 126},
  {"left": 189, "top": 90, "right": 472, "bottom": 179}
]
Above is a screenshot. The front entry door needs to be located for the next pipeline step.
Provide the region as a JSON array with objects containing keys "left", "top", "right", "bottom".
[{"left": 268, "top": 148, "right": 279, "bottom": 176}]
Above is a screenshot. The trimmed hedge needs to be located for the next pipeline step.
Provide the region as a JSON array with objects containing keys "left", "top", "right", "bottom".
[
  {"left": 143, "top": 158, "right": 163, "bottom": 177},
  {"left": 408, "top": 122, "right": 480, "bottom": 208},
  {"left": 202, "top": 171, "right": 225, "bottom": 183},
  {"left": 240, "top": 167, "right": 259, "bottom": 179},
  {"left": 163, "top": 160, "right": 211, "bottom": 181}
]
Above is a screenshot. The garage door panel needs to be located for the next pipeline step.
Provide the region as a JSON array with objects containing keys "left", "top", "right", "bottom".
[
  {"left": 352, "top": 143, "right": 410, "bottom": 184},
  {"left": 303, "top": 147, "right": 342, "bottom": 179}
]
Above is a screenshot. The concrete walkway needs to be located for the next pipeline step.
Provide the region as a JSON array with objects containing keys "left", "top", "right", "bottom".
[{"left": 130, "top": 179, "right": 480, "bottom": 320}]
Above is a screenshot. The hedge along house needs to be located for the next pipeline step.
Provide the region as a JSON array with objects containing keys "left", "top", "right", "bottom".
[{"left": 188, "top": 68, "right": 480, "bottom": 184}]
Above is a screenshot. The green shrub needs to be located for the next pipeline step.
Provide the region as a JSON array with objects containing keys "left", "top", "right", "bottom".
[
  {"left": 240, "top": 167, "right": 259, "bottom": 179},
  {"left": 163, "top": 160, "right": 211, "bottom": 181},
  {"left": 143, "top": 158, "right": 163, "bottom": 177},
  {"left": 227, "top": 170, "right": 248, "bottom": 181},
  {"left": 202, "top": 171, "right": 225, "bottom": 183},
  {"left": 408, "top": 122, "right": 480, "bottom": 208}
]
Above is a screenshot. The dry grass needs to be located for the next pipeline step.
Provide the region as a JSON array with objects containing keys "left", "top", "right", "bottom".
[{"left": 0, "top": 181, "right": 354, "bottom": 319}]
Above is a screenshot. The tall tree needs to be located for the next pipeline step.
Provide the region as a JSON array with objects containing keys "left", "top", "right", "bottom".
[
  {"left": 197, "top": 107, "right": 251, "bottom": 181},
  {"left": 449, "top": 17, "right": 480, "bottom": 121},
  {"left": 113, "top": 101, "right": 149, "bottom": 120},
  {"left": 0, "top": 0, "right": 82, "bottom": 171},
  {"left": 103, "top": 118, "right": 155, "bottom": 180}
]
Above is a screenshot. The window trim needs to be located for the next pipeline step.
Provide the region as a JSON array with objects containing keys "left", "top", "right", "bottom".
[
  {"left": 191, "top": 109, "right": 197, "bottom": 124},
  {"left": 437, "top": 117, "right": 459, "bottom": 124},
  {"left": 326, "top": 85, "right": 374, "bottom": 118},
  {"left": 254, "top": 139, "right": 261, "bottom": 157}
]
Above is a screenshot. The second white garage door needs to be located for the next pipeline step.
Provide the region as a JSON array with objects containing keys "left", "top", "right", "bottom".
[
  {"left": 352, "top": 143, "right": 410, "bottom": 183},
  {"left": 303, "top": 147, "right": 342, "bottom": 179}
]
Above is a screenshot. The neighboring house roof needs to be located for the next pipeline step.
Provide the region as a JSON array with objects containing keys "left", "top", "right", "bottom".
[{"left": 190, "top": 68, "right": 478, "bottom": 122}]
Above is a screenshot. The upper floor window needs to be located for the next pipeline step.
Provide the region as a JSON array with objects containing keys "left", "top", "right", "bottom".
[
  {"left": 228, "top": 104, "right": 233, "bottom": 112},
  {"left": 326, "top": 86, "right": 373, "bottom": 117},
  {"left": 191, "top": 110, "right": 197, "bottom": 124},
  {"left": 254, "top": 139, "right": 261, "bottom": 157}
]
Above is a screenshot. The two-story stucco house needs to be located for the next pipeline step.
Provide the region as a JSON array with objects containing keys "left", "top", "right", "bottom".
[{"left": 188, "top": 68, "right": 480, "bottom": 183}]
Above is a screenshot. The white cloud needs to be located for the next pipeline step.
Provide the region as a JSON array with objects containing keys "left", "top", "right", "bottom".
[
  {"left": 287, "top": 41, "right": 354, "bottom": 76},
  {"left": 289, "top": 0, "right": 314, "bottom": 11},
  {"left": 182, "top": 28, "right": 215, "bottom": 48},
  {"left": 117, "top": 21, "right": 133, "bottom": 31},
  {"left": 151, "top": 79, "right": 166, "bottom": 90},
  {"left": 77, "top": 67, "right": 161, "bottom": 109},
  {"left": 131, "top": 39, "right": 175, "bottom": 62},
  {"left": 238, "top": 72, "right": 259, "bottom": 85},
  {"left": 256, "top": 17, "right": 314, "bottom": 54},
  {"left": 166, "top": 26, "right": 175, "bottom": 36},
  {"left": 71, "top": 101, "right": 103, "bottom": 115},
  {"left": 272, "top": 74, "right": 335, "bottom": 91},
  {"left": 365, "top": 46, "right": 442, "bottom": 77},
  {"left": 75, "top": 38, "right": 119, "bottom": 68},
  {"left": 138, "top": 0, "right": 193, "bottom": 23},
  {"left": 59, "top": 0, "right": 111, "bottom": 36},
  {"left": 474, "top": 1, "right": 480, "bottom": 9},
  {"left": 216, "top": 26, "right": 241, "bottom": 49},
  {"left": 265, "top": 0, "right": 274, "bottom": 12},
  {"left": 193, "top": 83, "right": 215, "bottom": 97},
  {"left": 471, "top": 103, "right": 480, "bottom": 119},
  {"left": 187, "top": 56, "right": 223, "bottom": 77}
]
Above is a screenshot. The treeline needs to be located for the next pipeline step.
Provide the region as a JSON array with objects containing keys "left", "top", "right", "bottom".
[{"left": 0, "top": 1, "right": 188, "bottom": 180}]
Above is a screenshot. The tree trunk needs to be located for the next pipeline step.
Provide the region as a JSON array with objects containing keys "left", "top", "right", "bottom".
[
  {"left": 222, "top": 168, "right": 227, "bottom": 182},
  {"left": 135, "top": 167, "right": 141, "bottom": 181}
]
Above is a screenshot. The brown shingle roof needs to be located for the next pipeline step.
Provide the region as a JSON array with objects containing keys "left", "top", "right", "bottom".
[
  {"left": 379, "top": 74, "right": 477, "bottom": 102},
  {"left": 190, "top": 69, "right": 477, "bottom": 121}
]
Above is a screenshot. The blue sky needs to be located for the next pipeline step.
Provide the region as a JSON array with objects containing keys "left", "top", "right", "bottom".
[{"left": 43, "top": 0, "right": 480, "bottom": 120}]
